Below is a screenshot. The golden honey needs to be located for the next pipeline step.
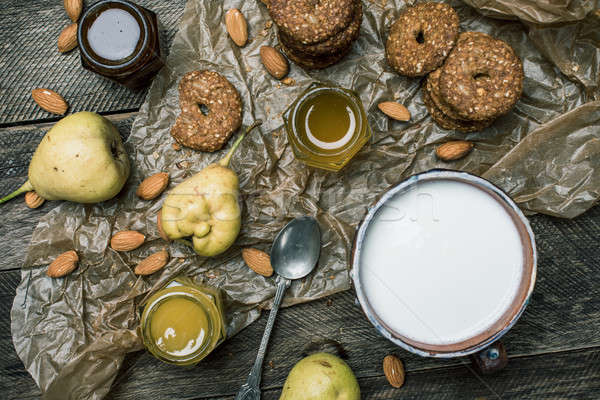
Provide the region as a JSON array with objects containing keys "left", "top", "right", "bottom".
[
  {"left": 140, "top": 277, "right": 226, "bottom": 365},
  {"left": 284, "top": 83, "right": 371, "bottom": 171}
]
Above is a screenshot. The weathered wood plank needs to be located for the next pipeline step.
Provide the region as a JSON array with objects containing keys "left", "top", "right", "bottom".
[
  {"left": 0, "top": 271, "right": 41, "bottom": 400},
  {"left": 0, "top": 0, "right": 185, "bottom": 126},
  {"left": 259, "top": 347, "right": 600, "bottom": 400},
  {"left": 2, "top": 236, "right": 600, "bottom": 400}
]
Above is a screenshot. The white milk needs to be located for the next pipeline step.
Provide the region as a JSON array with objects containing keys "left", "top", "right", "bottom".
[{"left": 359, "top": 179, "right": 523, "bottom": 346}]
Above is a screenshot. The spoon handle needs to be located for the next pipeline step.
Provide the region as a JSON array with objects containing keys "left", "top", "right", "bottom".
[{"left": 235, "top": 276, "right": 291, "bottom": 400}]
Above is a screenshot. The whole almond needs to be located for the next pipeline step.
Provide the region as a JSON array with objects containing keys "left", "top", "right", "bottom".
[
  {"left": 64, "top": 0, "right": 82, "bottom": 22},
  {"left": 436, "top": 141, "right": 474, "bottom": 161},
  {"left": 242, "top": 248, "right": 273, "bottom": 277},
  {"left": 31, "top": 88, "right": 69, "bottom": 115},
  {"left": 24, "top": 191, "right": 45, "bottom": 209},
  {"left": 135, "top": 250, "right": 169, "bottom": 275},
  {"left": 156, "top": 211, "right": 170, "bottom": 241},
  {"left": 383, "top": 355, "right": 405, "bottom": 388},
  {"left": 110, "top": 231, "right": 145, "bottom": 251},
  {"left": 225, "top": 9, "right": 248, "bottom": 47},
  {"left": 47, "top": 250, "right": 79, "bottom": 278},
  {"left": 58, "top": 23, "right": 78, "bottom": 53},
  {"left": 260, "top": 46, "right": 289, "bottom": 80},
  {"left": 136, "top": 172, "right": 169, "bottom": 200},
  {"left": 378, "top": 102, "right": 411, "bottom": 121}
]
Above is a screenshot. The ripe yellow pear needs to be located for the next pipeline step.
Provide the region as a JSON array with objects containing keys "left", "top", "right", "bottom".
[
  {"left": 280, "top": 353, "right": 361, "bottom": 400},
  {"left": 0, "top": 112, "right": 130, "bottom": 204}
]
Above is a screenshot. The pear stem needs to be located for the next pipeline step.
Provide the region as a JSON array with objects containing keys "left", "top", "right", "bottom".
[
  {"left": 0, "top": 180, "right": 33, "bottom": 205},
  {"left": 219, "top": 120, "right": 263, "bottom": 167}
]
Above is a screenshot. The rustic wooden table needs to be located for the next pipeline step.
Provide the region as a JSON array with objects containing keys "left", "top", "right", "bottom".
[{"left": 1, "top": 1, "right": 599, "bottom": 399}]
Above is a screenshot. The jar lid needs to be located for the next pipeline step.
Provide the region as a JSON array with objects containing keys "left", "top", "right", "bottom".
[{"left": 77, "top": 0, "right": 150, "bottom": 70}]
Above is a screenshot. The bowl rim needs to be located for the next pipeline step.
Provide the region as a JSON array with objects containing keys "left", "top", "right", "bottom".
[{"left": 351, "top": 169, "right": 537, "bottom": 358}]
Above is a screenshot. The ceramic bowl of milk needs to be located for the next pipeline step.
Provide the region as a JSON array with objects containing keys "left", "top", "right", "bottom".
[{"left": 351, "top": 169, "right": 536, "bottom": 358}]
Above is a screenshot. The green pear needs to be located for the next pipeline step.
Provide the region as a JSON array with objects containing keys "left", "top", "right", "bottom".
[
  {"left": 0, "top": 112, "right": 130, "bottom": 204},
  {"left": 280, "top": 353, "right": 361, "bottom": 400},
  {"left": 161, "top": 121, "right": 262, "bottom": 257}
]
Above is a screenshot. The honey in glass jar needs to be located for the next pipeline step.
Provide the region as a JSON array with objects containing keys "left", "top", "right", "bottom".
[
  {"left": 140, "top": 277, "right": 226, "bottom": 366},
  {"left": 283, "top": 83, "right": 372, "bottom": 171}
]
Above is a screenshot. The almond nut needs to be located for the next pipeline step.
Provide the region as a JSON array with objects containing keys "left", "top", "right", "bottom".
[
  {"left": 436, "top": 141, "right": 474, "bottom": 161},
  {"left": 378, "top": 102, "right": 411, "bottom": 121},
  {"left": 156, "top": 211, "right": 169, "bottom": 241},
  {"left": 383, "top": 355, "right": 405, "bottom": 388},
  {"left": 24, "top": 191, "right": 45, "bottom": 209},
  {"left": 47, "top": 250, "right": 79, "bottom": 278},
  {"left": 136, "top": 172, "right": 169, "bottom": 200},
  {"left": 242, "top": 248, "right": 273, "bottom": 277},
  {"left": 225, "top": 9, "right": 248, "bottom": 47},
  {"left": 58, "top": 23, "right": 78, "bottom": 53},
  {"left": 31, "top": 88, "right": 69, "bottom": 115},
  {"left": 135, "top": 250, "right": 169, "bottom": 275},
  {"left": 110, "top": 231, "right": 145, "bottom": 251},
  {"left": 64, "top": 0, "right": 82, "bottom": 22},
  {"left": 260, "top": 46, "right": 289, "bottom": 80}
]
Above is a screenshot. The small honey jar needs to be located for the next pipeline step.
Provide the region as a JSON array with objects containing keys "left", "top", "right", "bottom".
[
  {"left": 283, "top": 82, "right": 371, "bottom": 171},
  {"left": 78, "top": 0, "right": 163, "bottom": 89},
  {"left": 139, "top": 277, "right": 226, "bottom": 366}
]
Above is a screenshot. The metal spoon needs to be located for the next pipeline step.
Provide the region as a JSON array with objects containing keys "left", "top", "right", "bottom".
[{"left": 235, "top": 216, "right": 321, "bottom": 400}]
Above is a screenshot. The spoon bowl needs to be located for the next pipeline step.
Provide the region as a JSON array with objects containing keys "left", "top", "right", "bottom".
[{"left": 270, "top": 216, "right": 321, "bottom": 280}]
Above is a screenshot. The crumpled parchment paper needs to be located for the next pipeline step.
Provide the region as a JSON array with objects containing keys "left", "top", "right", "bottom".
[
  {"left": 461, "top": 0, "right": 598, "bottom": 25},
  {"left": 10, "top": 0, "right": 600, "bottom": 399}
]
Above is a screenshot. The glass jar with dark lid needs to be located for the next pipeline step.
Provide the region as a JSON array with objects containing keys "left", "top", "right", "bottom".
[{"left": 78, "top": 0, "right": 163, "bottom": 89}]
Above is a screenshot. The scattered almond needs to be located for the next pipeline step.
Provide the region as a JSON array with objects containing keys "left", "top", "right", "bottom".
[
  {"left": 260, "top": 46, "right": 289, "bottom": 80},
  {"left": 225, "top": 9, "right": 248, "bottom": 47},
  {"left": 136, "top": 172, "right": 169, "bottom": 200},
  {"left": 436, "top": 141, "right": 474, "bottom": 161},
  {"left": 378, "top": 102, "right": 411, "bottom": 121},
  {"left": 64, "top": 0, "right": 82, "bottom": 22},
  {"left": 265, "top": 20, "right": 273, "bottom": 29},
  {"left": 24, "top": 191, "right": 45, "bottom": 209},
  {"left": 383, "top": 355, "right": 405, "bottom": 388},
  {"left": 47, "top": 250, "right": 79, "bottom": 278},
  {"left": 156, "top": 211, "right": 169, "bottom": 241},
  {"left": 242, "top": 248, "right": 273, "bottom": 277},
  {"left": 58, "top": 23, "right": 78, "bottom": 53},
  {"left": 110, "top": 231, "right": 145, "bottom": 251},
  {"left": 281, "top": 77, "right": 295, "bottom": 86},
  {"left": 31, "top": 88, "right": 69, "bottom": 115},
  {"left": 172, "top": 142, "right": 181, "bottom": 151},
  {"left": 135, "top": 250, "right": 169, "bottom": 275}
]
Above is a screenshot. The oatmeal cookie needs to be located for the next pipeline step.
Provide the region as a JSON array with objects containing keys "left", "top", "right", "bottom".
[
  {"left": 268, "top": 0, "right": 355, "bottom": 45},
  {"left": 438, "top": 32, "right": 523, "bottom": 121},
  {"left": 279, "top": 40, "right": 352, "bottom": 70},
  {"left": 422, "top": 86, "right": 493, "bottom": 133},
  {"left": 278, "top": 0, "right": 362, "bottom": 57},
  {"left": 170, "top": 70, "right": 242, "bottom": 152},
  {"left": 386, "top": 2, "right": 459, "bottom": 77}
]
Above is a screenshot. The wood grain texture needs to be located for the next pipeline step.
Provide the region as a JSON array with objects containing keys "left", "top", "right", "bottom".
[
  {"left": 1, "top": 267, "right": 599, "bottom": 400},
  {"left": 0, "top": 0, "right": 185, "bottom": 126},
  {"left": 260, "top": 347, "right": 600, "bottom": 400},
  {"left": 0, "top": 115, "right": 600, "bottom": 398}
]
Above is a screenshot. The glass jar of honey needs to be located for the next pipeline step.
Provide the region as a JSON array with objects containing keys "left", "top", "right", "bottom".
[
  {"left": 283, "top": 82, "right": 372, "bottom": 171},
  {"left": 139, "top": 277, "right": 226, "bottom": 366},
  {"left": 78, "top": 0, "right": 163, "bottom": 89}
]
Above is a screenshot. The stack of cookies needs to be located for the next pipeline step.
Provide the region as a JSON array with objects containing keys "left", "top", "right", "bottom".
[
  {"left": 422, "top": 31, "right": 523, "bottom": 132},
  {"left": 386, "top": 2, "right": 523, "bottom": 132},
  {"left": 267, "top": 0, "right": 362, "bottom": 70}
]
